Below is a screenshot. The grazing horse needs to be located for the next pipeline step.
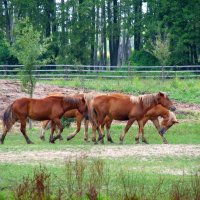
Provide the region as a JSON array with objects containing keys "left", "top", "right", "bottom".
[
  {"left": 99, "top": 104, "right": 178, "bottom": 144},
  {"left": 1, "top": 95, "right": 87, "bottom": 144},
  {"left": 90, "top": 92, "right": 176, "bottom": 144},
  {"left": 40, "top": 109, "right": 89, "bottom": 142}
]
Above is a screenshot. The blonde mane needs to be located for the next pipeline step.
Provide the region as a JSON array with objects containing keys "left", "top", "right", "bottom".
[
  {"left": 130, "top": 95, "right": 140, "bottom": 103},
  {"left": 168, "top": 111, "right": 177, "bottom": 122},
  {"left": 139, "top": 94, "right": 157, "bottom": 108}
]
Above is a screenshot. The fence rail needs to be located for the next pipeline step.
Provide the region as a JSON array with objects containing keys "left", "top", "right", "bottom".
[{"left": 0, "top": 65, "right": 200, "bottom": 80}]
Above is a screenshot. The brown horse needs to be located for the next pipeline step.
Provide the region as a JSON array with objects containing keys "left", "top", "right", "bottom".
[
  {"left": 90, "top": 92, "right": 176, "bottom": 144},
  {"left": 99, "top": 104, "right": 178, "bottom": 144},
  {"left": 40, "top": 109, "right": 89, "bottom": 142},
  {"left": 1, "top": 95, "right": 88, "bottom": 144}
]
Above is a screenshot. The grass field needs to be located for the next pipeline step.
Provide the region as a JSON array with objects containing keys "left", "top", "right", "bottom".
[
  {"left": 0, "top": 120, "right": 199, "bottom": 199},
  {"left": 0, "top": 78, "right": 200, "bottom": 199},
  {"left": 43, "top": 78, "right": 200, "bottom": 104}
]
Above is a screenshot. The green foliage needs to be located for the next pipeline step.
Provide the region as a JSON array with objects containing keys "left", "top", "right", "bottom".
[
  {"left": 11, "top": 18, "right": 46, "bottom": 97},
  {"left": 128, "top": 50, "right": 159, "bottom": 66},
  {"left": 150, "top": 34, "right": 171, "bottom": 66},
  {"left": 0, "top": 33, "right": 10, "bottom": 64}
]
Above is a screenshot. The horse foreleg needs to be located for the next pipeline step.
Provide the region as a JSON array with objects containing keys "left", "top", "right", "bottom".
[
  {"left": 20, "top": 119, "right": 33, "bottom": 144},
  {"left": 67, "top": 117, "right": 82, "bottom": 141},
  {"left": 119, "top": 118, "right": 135, "bottom": 144},
  {"left": 84, "top": 119, "right": 89, "bottom": 141},
  {"left": 152, "top": 119, "right": 168, "bottom": 144},
  {"left": 40, "top": 120, "right": 50, "bottom": 141},
  {"left": 135, "top": 118, "right": 148, "bottom": 144},
  {"left": 52, "top": 119, "right": 63, "bottom": 142}
]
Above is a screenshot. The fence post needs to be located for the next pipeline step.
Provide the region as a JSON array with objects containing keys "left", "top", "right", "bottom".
[{"left": 162, "top": 66, "right": 164, "bottom": 82}]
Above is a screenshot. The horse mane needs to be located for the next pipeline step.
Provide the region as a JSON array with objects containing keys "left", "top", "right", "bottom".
[
  {"left": 84, "top": 92, "right": 104, "bottom": 106},
  {"left": 64, "top": 96, "right": 81, "bottom": 106},
  {"left": 130, "top": 96, "right": 140, "bottom": 103},
  {"left": 168, "top": 111, "right": 177, "bottom": 122},
  {"left": 139, "top": 94, "right": 157, "bottom": 108}
]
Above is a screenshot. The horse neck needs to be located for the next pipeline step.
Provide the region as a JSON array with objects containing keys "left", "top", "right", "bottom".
[
  {"left": 159, "top": 107, "right": 169, "bottom": 119},
  {"left": 63, "top": 100, "right": 79, "bottom": 112}
]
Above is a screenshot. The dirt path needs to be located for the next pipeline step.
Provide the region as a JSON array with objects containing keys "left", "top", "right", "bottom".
[{"left": 0, "top": 145, "right": 199, "bottom": 165}]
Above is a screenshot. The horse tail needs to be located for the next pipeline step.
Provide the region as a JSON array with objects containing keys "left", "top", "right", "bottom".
[{"left": 2, "top": 104, "right": 14, "bottom": 131}]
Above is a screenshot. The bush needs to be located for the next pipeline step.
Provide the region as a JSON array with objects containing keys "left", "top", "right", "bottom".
[{"left": 128, "top": 50, "right": 159, "bottom": 66}]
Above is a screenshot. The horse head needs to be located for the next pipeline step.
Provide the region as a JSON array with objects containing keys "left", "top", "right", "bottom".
[
  {"left": 159, "top": 111, "right": 179, "bottom": 135},
  {"left": 78, "top": 96, "right": 88, "bottom": 119},
  {"left": 156, "top": 92, "right": 176, "bottom": 111}
]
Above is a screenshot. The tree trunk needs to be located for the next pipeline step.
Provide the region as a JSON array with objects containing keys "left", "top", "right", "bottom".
[
  {"left": 134, "top": 0, "right": 142, "bottom": 51},
  {"left": 3, "top": 0, "right": 11, "bottom": 41}
]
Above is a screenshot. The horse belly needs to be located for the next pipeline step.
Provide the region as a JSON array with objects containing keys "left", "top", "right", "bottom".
[{"left": 110, "top": 111, "right": 129, "bottom": 121}]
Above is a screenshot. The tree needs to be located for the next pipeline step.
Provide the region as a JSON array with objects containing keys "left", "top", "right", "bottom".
[
  {"left": 11, "top": 18, "right": 46, "bottom": 98},
  {"left": 151, "top": 34, "right": 171, "bottom": 66}
]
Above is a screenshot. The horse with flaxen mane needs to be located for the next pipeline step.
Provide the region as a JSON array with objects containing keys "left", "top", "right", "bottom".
[
  {"left": 100, "top": 104, "right": 178, "bottom": 144},
  {"left": 90, "top": 92, "right": 176, "bottom": 144},
  {"left": 1, "top": 95, "right": 88, "bottom": 144}
]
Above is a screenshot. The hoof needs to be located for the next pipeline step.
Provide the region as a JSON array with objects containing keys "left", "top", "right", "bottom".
[
  {"left": 59, "top": 135, "right": 63, "bottom": 141},
  {"left": 107, "top": 137, "right": 114, "bottom": 143},
  {"left": 67, "top": 135, "right": 73, "bottom": 141},
  {"left": 49, "top": 138, "right": 55, "bottom": 144},
  {"left": 135, "top": 137, "right": 140, "bottom": 144},
  {"left": 0, "top": 141, "right": 4, "bottom": 144},
  {"left": 100, "top": 139, "right": 104, "bottom": 144},
  {"left": 92, "top": 138, "right": 97, "bottom": 143},
  {"left": 94, "top": 141, "right": 98, "bottom": 145},
  {"left": 27, "top": 141, "right": 34, "bottom": 144},
  {"left": 98, "top": 134, "right": 104, "bottom": 142},
  {"left": 40, "top": 136, "right": 45, "bottom": 141},
  {"left": 142, "top": 139, "right": 149, "bottom": 144},
  {"left": 84, "top": 137, "right": 89, "bottom": 142}
]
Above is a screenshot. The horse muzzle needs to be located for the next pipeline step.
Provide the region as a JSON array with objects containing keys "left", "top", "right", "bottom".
[
  {"left": 170, "top": 106, "right": 176, "bottom": 112},
  {"left": 160, "top": 128, "right": 167, "bottom": 135}
]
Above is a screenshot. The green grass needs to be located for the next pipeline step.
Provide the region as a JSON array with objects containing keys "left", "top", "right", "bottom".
[
  {"left": 0, "top": 121, "right": 199, "bottom": 199},
  {"left": 41, "top": 77, "right": 200, "bottom": 104},
  {"left": 0, "top": 121, "right": 199, "bottom": 149}
]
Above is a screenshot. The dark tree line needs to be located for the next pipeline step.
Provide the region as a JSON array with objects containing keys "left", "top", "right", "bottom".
[{"left": 0, "top": 0, "right": 200, "bottom": 66}]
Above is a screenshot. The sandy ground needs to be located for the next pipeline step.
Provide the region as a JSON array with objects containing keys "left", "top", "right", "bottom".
[{"left": 0, "top": 145, "right": 199, "bottom": 165}]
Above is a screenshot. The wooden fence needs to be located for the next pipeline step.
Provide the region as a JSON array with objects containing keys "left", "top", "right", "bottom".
[{"left": 0, "top": 65, "right": 200, "bottom": 80}]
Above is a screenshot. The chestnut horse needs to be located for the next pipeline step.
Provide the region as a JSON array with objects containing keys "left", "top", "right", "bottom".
[
  {"left": 99, "top": 104, "right": 178, "bottom": 144},
  {"left": 40, "top": 109, "right": 89, "bottom": 141},
  {"left": 1, "top": 95, "right": 87, "bottom": 144},
  {"left": 90, "top": 92, "right": 176, "bottom": 144}
]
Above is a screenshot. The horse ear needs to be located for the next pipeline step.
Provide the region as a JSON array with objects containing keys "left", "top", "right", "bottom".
[
  {"left": 81, "top": 96, "right": 85, "bottom": 103},
  {"left": 158, "top": 92, "right": 165, "bottom": 97}
]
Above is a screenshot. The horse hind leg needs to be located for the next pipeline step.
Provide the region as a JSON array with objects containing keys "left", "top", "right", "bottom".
[
  {"left": 51, "top": 119, "right": 64, "bottom": 143},
  {"left": 40, "top": 120, "right": 51, "bottom": 141},
  {"left": 67, "top": 117, "right": 82, "bottom": 141},
  {"left": 0, "top": 117, "right": 17, "bottom": 144}
]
